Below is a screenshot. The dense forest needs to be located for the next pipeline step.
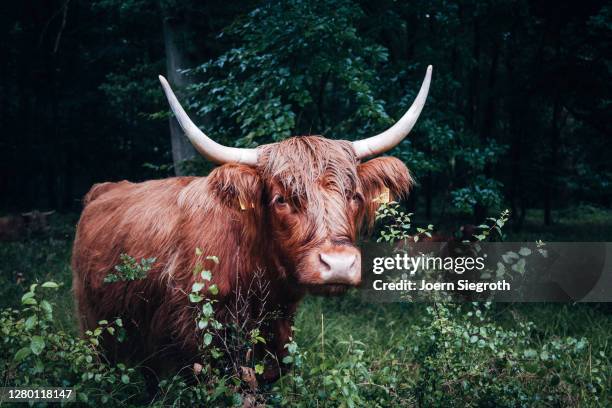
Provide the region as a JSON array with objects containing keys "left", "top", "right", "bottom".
[{"left": 1, "top": 0, "right": 610, "bottom": 229}]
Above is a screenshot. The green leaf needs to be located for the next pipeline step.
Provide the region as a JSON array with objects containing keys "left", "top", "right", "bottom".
[
  {"left": 33, "top": 358, "right": 44, "bottom": 374},
  {"left": 203, "top": 333, "right": 213, "bottom": 346},
  {"left": 523, "top": 349, "right": 538, "bottom": 359},
  {"left": 518, "top": 247, "right": 532, "bottom": 256},
  {"left": 202, "top": 302, "right": 214, "bottom": 317},
  {"left": 208, "top": 284, "right": 219, "bottom": 295},
  {"left": 30, "top": 336, "right": 45, "bottom": 355},
  {"left": 41, "top": 281, "right": 59, "bottom": 288},
  {"left": 231, "top": 393, "right": 243, "bottom": 406},
  {"left": 211, "top": 348, "right": 223, "bottom": 359},
  {"left": 511, "top": 258, "right": 526, "bottom": 274},
  {"left": 40, "top": 300, "right": 53, "bottom": 315},
  {"left": 21, "top": 292, "right": 35, "bottom": 304},
  {"left": 121, "top": 374, "right": 130, "bottom": 384},
  {"left": 496, "top": 262, "right": 505, "bottom": 277},
  {"left": 206, "top": 255, "right": 219, "bottom": 264},
  {"left": 502, "top": 252, "right": 519, "bottom": 263},
  {"left": 25, "top": 315, "right": 37, "bottom": 330},
  {"left": 189, "top": 293, "right": 203, "bottom": 303},
  {"left": 201, "top": 270, "right": 212, "bottom": 281},
  {"left": 192, "top": 282, "right": 205, "bottom": 293},
  {"left": 14, "top": 347, "right": 31, "bottom": 361},
  {"left": 255, "top": 364, "right": 264, "bottom": 375}
]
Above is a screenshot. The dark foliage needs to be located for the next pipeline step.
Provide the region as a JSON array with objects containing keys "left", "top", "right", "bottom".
[{"left": 0, "top": 0, "right": 609, "bottom": 229}]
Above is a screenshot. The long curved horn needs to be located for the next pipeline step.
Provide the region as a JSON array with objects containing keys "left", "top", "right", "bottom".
[
  {"left": 352, "top": 65, "right": 432, "bottom": 159},
  {"left": 158, "top": 75, "right": 258, "bottom": 165}
]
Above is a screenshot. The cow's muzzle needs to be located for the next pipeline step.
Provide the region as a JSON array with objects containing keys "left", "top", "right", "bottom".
[{"left": 316, "top": 245, "right": 361, "bottom": 286}]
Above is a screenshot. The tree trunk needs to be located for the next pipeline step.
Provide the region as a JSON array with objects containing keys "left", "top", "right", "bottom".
[
  {"left": 544, "top": 14, "right": 564, "bottom": 226},
  {"left": 162, "top": 16, "right": 196, "bottom": 176}
]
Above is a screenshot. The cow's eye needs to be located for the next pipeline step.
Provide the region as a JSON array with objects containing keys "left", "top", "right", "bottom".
[
  {"left": 351, "top": 193, "right": 363, "bottom": 205},
  {"left": 273, "top": 195, "right": 288, "bottom": 208}
]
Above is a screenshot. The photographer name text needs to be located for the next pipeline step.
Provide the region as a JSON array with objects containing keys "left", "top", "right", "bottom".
[
  {"left": 370, "top": 254, "right": 510, "bottom": 292},
  {"left": 372, "top": 279, "right": 510, "bottom": 292}
]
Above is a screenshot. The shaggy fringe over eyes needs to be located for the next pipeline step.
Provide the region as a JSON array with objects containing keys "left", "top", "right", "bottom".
[
  {"left": 258, "top": 137, "right": 413, "bottom": 233},
  {"left": 357, "top": 156, "right": 414, "bottom": 231},
  {"left": 258, "top": 136, "right": 359, "bottom": 205}
]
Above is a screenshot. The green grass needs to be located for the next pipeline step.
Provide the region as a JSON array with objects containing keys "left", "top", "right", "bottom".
[
  {"left": 507, "top": 205, "right": 612, "bottom": 241},
  {"left": 1, "top": 208, "right": 611, "bottom": 406}
]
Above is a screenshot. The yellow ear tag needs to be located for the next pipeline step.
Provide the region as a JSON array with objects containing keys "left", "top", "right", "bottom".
[
  {"left": 372, "top": 187, "right": 390, "bottom": 204},
  {"left": 238, "top": 199, "right": 255, "bottom": 210}
]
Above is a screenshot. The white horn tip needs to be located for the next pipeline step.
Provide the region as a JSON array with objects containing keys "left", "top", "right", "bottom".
[{"left": 158, "top": 75, "right": 168, "bottom": 85}]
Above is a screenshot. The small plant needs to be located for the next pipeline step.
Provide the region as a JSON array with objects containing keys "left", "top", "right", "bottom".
[
  {"left": 104, "top": 254, "right": 155, "bottom": 283},
  {"left": 470, "top": 209, "right": 511, "bottom": 242},
  {"left": 275, "top": 331, "right": 376, "bottom": 408},
  {"left": 155, "top": 250, "right": 274, "bottom": 406},
  {"left": 375, "top": 201, "right": 434, "bottom": 243}
]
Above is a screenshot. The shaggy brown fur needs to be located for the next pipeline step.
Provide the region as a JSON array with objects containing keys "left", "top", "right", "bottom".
[{"left": 72, "top": 135, "right": 412, "bottom": 381}]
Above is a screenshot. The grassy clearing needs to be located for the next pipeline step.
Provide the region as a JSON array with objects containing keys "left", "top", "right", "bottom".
[{"left": 1, "top": 210, "right": 611, "bottom": 406}]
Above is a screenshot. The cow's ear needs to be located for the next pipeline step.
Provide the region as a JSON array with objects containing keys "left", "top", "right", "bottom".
[
  {"left": 357, "top": 156, "right": 413, "bottom": 225},
  {"left": 207, "top": 164, "right": 262, "bottom": 212}
]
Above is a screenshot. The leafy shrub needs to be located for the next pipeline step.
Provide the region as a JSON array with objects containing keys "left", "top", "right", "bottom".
[
  {"left": 411, "top": 303, "right": 607, "bottom": 407},
  {"left": 375, "top": 201, "right": 434, "bottom": 243},
  {"left": 272, "top": 331, "right": 378, "bottom": 408},
  {"left": 0, "top": 282, "right": 143, "bottom": 405},
  {"left": 151, "top": 252, "right": 276, "bottom": 406}
]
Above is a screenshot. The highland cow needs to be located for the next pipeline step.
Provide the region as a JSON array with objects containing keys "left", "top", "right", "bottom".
[{"left": 71, "top": 66, "right": 432, "bottom": 381}]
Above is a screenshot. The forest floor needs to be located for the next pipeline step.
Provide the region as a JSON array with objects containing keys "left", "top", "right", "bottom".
[{"left": 1, "top": 207, "right": 611, "bottom": 406}]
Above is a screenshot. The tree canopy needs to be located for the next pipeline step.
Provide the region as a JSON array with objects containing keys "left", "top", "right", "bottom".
[{"left": 1, "top": 0, "right": 610, "bottom": 227}]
